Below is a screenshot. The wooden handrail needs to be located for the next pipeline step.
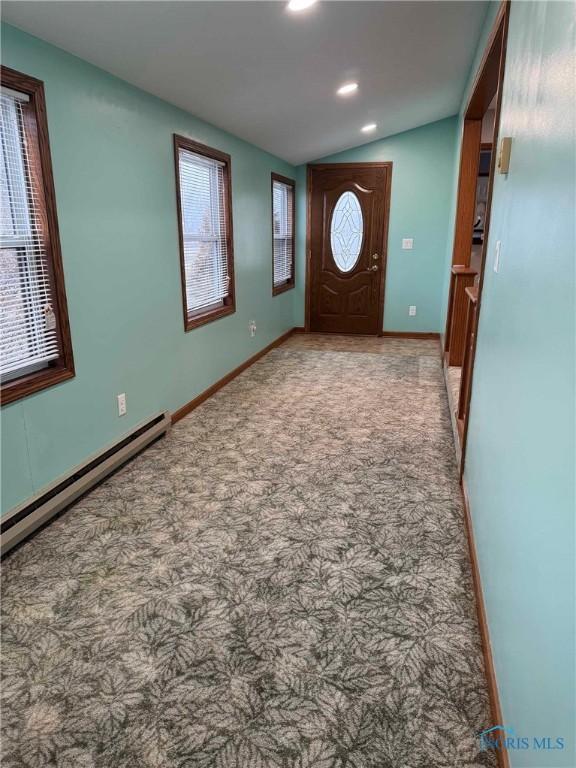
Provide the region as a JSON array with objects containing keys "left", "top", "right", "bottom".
[
  {"left": 458, "top": 286, "right": 480, "bottom": 426},
  {"left": 465, "top": 285, "right": 479, "bottom": 304},
  {"left": 444, "top": 266, "right": 478, "bottom": 366}
]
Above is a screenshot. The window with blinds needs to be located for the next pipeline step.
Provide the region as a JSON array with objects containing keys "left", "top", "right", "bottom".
[
  {"left": 174, "top": 135, "right": 235, "bottom": 330},
  {"left": 0, "top": 68, "right": 73, "bottom": 405},
  {"left": 271, "top": 173, "right": 295, "bottom": 294}
]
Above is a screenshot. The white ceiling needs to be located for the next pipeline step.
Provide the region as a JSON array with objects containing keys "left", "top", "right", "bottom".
[{"left": 2, "top": 1, "right": 488, "bottom": 165}]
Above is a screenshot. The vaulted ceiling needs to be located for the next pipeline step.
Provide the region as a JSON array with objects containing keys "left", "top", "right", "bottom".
[{"left": 2, "top": 1, "right": 487, "bottom": 164}]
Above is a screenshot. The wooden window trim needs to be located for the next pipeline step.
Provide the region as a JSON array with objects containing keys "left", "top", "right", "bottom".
[
  {"left": 271, "top": 172, "right": 295, "bottom": 296},
  {"left": 173, "top": 135, "right": 236, "bottom": 332},
  {"left": 1, "top": 66, "right": 74, "bottom": 406}
]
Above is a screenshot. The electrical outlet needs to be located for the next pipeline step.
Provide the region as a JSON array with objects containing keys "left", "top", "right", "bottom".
[
  {"left": 249, "top": 320, "right": 257, "bottom": 338},
  {"left": 409, "top": 305, "right": 417, "bottom": 317},
  {"left": 402, "top": 238, "right": 414, "bottom": 250},
  {"left": 117, "top": 393, "right": 127, "bottom": 417}
]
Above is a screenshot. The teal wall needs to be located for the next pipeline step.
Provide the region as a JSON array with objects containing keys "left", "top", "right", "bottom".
[
  {"left": 463, "top": 2, "right": 575, "bottom": 765},
  {"left": 293, "top": 117, "right": 459, "bottom": 333},
  {"left": 0, "top": 24, "right": 297, "bottom": 514}
]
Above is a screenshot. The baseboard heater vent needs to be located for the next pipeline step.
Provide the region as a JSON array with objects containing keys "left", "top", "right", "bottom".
[{"left": 1, "top": 412, "right": 170, "bottom": 556}]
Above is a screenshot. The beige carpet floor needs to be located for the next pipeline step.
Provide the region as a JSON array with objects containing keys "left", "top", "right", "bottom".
[{"left": 1, "top": 334, "right": 496, "bottom": 768}]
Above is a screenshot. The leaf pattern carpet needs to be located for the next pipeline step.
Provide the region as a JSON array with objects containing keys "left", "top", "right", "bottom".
[{"left": 1, "top": 334, "right": 496, "bottom": 768}]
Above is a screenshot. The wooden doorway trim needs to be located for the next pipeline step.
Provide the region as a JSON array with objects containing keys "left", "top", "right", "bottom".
[
  {"left": 450, "top": 2, "right": 509, "bottom": 270},
  {"left": 452, "top": 0, "right": 510, "bottom": 473},
  {"left": 445, "top": 11, "right": 512, "bottom": 768},
  {"left": 304, "top": 162, "right": 392, "bottom": 334},
  {"left": 451, "top": 119, "right": 483, "bottom": 268}
]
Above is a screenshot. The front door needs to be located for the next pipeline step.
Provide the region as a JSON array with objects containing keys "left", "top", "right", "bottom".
[{"left": 308, "top": 163, "right": 391, "bottom": 334}]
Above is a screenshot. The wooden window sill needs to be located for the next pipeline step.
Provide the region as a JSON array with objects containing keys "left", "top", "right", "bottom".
[
  {"left": 273, "top": 281, "right": 295, "bottom": 297},
  {"left": 185, "top": 303, "right": 236, "bottom": 332},
  {"left": 1, "top": 364, "right": 75, "bottom": 406}
]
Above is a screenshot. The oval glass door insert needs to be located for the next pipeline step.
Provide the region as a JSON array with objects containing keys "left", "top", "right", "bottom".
[{"left": 330, "top": 191, "right": 364, "bottom": 273}]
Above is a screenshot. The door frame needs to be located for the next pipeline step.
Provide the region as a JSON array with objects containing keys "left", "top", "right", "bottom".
[
  {"left": 305, "top": 162, "right": 392, "bottom": 334},
  {"left": 448, "top": 2, "right": 509, "bottom": 273},
  {"left": 443, "top": 1, "right": 510, "bottom": 474}
]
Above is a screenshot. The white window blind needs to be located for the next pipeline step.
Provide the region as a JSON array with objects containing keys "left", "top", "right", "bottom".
[
  {"left": 178, "top": 147, "right": 230, "bottom": 316},
  {"left": 1, "top": 88, "right": 59, "bottom": 381},
  {"left": 272, "top": 179, "right": 294, "bottom": 287}
]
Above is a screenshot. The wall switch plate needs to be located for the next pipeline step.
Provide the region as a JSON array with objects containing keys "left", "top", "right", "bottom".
[
  {"left": 494, "top": 240, "right": 501, "bottom": 273},
  {"left": 497, "top": 137, "right": 512, "bottom": 174},
  {"left": 117, "top": 393, "right": 127, "bottom": 417},
  {"left": 409, "top": 305, "right": 417, "bottom": 316},
  {"left": 402, "top": 238, "right": 414, "bottom": 250},
  {"left": 249, "top": 320, "right": 257, "bottom": 337}
]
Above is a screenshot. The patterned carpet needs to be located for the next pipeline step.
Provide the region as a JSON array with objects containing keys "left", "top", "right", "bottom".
[{"left": 1, "top": 334, "right": 496, "bottom": 768}]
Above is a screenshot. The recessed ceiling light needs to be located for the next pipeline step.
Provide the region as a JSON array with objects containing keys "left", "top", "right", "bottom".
[
  {"left": 337, "top": 82, "right": 358, "bottom": 97},
  {"left": 361, "top": 123, "right": 377, "bottom": 133},
  {"left": 287, "top": 0, "right": 317, "bottom": 12}
]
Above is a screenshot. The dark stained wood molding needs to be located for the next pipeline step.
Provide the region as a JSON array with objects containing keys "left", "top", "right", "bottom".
[
  {"left": 444, "top": 266, "right": 477, "bottom": 355},
  {"left": 271, "top": 172, "right": 296, "bottom": 296},
  {"left": 449, "top": 13, "right": 511, "bottom": 761},
  {"left": 270, "top": 172, "right": 296, "bottom": 186},
  {"left": 172, "top": 328, "right": 297, "bottom": 423},
  {"left": 465, "top": 1, "right": 509, "bottom": 119},
  {"left": 442, "top": 0, "right": 510, "bottom": 468},
  {"left": 305, "top": 165, "right": 313, "bottom": 332},
  {"left": 173, "top": 134, "right": 236, "bottom": 332},
  {"left": 377, "top": 167, "right": 393, "bottom": 337},
  {"left": 451, "top": 119, "right": 482, "bottom": 268},
  {"left": 305, "top": 162, "right": 392, "bottom": 336},
  {"left": 448, "top": 1, "right": 509, "bottom": 264},
  {"left": 273, "top": 284, "right": 294, "bottom": 296},
  {"left": 457, "top": 285, "right": 479, "bottom": 427},
  {"left": 461, "top": 480, "right": 510, "bottom": 768},
  {"left": 0, "top": 66, "right": 75, "bottom": 406},
  {"left": 292, "top": 326, "right": 306, "bottom": 333},
  {"left": 445, "top": 267, "right": 478, "bottom": 367},
  {"left": 460, "top": 1, "right": 511, "bottom": 469},
  {"left": 380, "top": 331, "right": 440, "bottom": 340},
  {"left": 308, "top": 162, "right": 393, "bottom": 170}
]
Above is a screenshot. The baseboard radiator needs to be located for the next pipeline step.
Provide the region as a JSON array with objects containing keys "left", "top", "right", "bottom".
[{"left": 1, "top": 412, "right": 170, "bottom": 556}]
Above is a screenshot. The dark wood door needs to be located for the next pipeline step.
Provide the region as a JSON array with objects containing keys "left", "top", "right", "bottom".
[{"left": 308, "top": 163, "right": 391, "bottom": 334}]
